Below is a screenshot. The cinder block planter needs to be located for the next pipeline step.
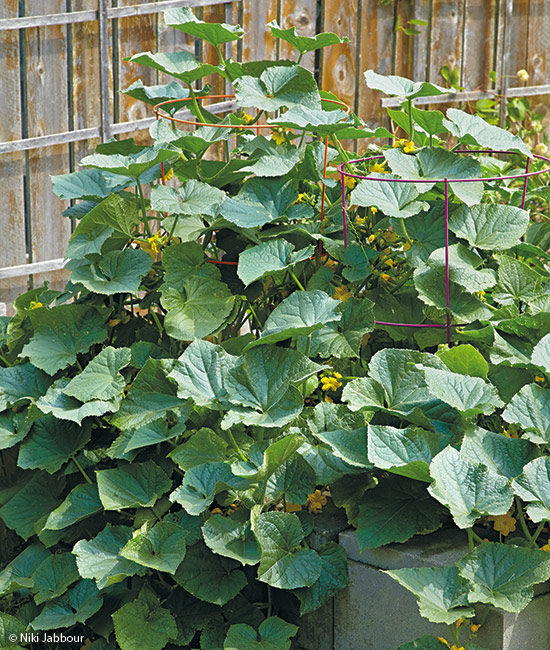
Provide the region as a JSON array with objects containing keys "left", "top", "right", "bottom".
[{"left": 298, "top": 527, "right": 550, "bottom": 650}]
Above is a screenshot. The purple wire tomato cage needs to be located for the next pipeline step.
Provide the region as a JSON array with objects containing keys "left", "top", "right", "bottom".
[{"left": 338, "top": 150, "right": 550, "bottom": 346}]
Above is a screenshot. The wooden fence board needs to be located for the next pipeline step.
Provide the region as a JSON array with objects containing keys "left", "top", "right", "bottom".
[
  {"left": 429, "top": 0, "right": 464, "bottom": 85},
  {"left": 527, "top": 0, "right": 550, "bottom": 87},
  {"left": 322, "top": 0, "right": 358, "bottom": 108},
  {"left": 241, "top": 0, "right": 278, "bottom": 63},
  {"left": 461, "top": 0, "right": 496, "bottom": 92},
  {"left": 24, "top": 0, "right": 71, "bottom": 294},
  {"left": 0, "top": 0, "right": 27, "bottom": 313},
  {"left": 279, "top": 0, "right": 317, "bottom": 70},
  {"left": 411, "top": 0, "right": 431, "bottom": 81}
]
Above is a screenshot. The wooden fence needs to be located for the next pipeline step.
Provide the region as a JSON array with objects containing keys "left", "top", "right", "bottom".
[{"left": 1, "top": 0, "right": 549, "bottom": 314}]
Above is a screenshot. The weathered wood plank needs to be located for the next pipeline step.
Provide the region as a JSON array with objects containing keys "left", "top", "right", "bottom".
[
  {"left": 527, "top": 0, "right": 550, "bottom": 87},
  {"left": 322, "top": 0, "right": 358, "bottom": 107},
  {"left": 429, "top": 0, "right": 464, "bottom": 84},
  {"left": 461, "top": 0, "right": 496, "bottom": 91},
  {"left": 279, "top": 0, "right": 317, "bottom": 70},
  {"left": 411, "top": 0, "right": 431, "bottom": 81},
  {"left": 241, "top": 0, "right": 278, "bottom": 63},
  {"left": 504, "top": 0, "right": 528, "bottom": 84},
  {"left": 0, "top": 0, "right": 27, "bottom": 313},
  {"left": 24, "top": 0, "right": 71, "bottom": 294},
  {"left": 393, "top": 0, "right": 413, "bottom": 79}
]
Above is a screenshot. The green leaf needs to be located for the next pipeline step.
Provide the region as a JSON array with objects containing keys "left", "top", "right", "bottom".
[
  {"left": 112, "top": 598, "right": 177, "bottom": 650},
  {"left": 237, "top": 240, "right": 313, "bottom": 287},
  {"left": 384, "top": 566, "right": 473, "bottom": 624},
  {"left": 411, "top": 107, "right": 446, "bottom": 136},
  {"left": 96, "top": 460, "right": 171, "bottom": 510},
  {"left": 32, "top": 553, "right": 79, "bottom": 605},
  {"left": 175, "top": 542, "right": 247, "bottom": 605},
  {"left": 165, "top": 590, "right": 219, "bottom": 647},
  {"left": 235, "top": 65, "right": 320, "bottom": 112},
  {"left": 218, "top": 178, "right": 300, "bottom": 228},
  {"left": 232, "top": 434, "right": 305, "bottom": 481},
  {"left": 68, "top": 193, "right": 140, "bottom": 241},
  {"left": 0, "top": 473, "right": 62, "bottom": 540},
  {"left": 81, "top": 143, "right": 174, "bottom": 179},
  {"left": 123, "top": 79, "right": 188, "bottom": 114},
  {"left": 17, "top": 417, "right": 91, "bottom": 473},
  {"left": 0, "top": 363, "right": 51, "bottom": 411},
  {"left": 120, "top": 521, "right": 188, "bottom": 573},
  {"left": 532, "top": 333, "right": 550, "bottom": 374},
  {"left": 461, "top": 428, "right": 536, "bottom": 480},
  {"left": 44, "top": 483, "right": 102, "bottom": 530},
  {"left": 251, "top": 290, "right": 341, "bottom": 346},
  {"left": 502, "top": 384, "right": 550, "bottom": 444},
  {"left": 51, "top": 167, "right": 132, "bottom": 200},
  {"left": 458, "top": 542, "right": 550, "bottom": 611},
  {"left": 164, "top": 7, "right": 244, "bottom": 45},
  {"left": 395, "top": 637, "right": 452, "bottom": 650},
  {"left": 368, "top": 425, "right": 448, "bottom": 482},
  {"left": 269, "top": 106, "right": 360, "bottom": 137},
  {"left": 425, "top": 244, "right": 497, "bottom": 293},
  {"left": 161, "top": 276, "right": 235, "bottom": 341},
  {"left": 22, "top": 305, "right": 107, "bottom": 375},
  {"left": 30, "top": 579, "right": 102, "bottom": 630},
  {"left": 493, "top": 255, "right": 544, "bottom": 305},
  {"left": 443, "top": 107, "right": 532, "bottom": 157},
  {"left": 311, "top": 419, "right": 369, "bottom": 469},
  {"left": 365, "top": 70, "right": 450, "bottom": 100},
  {"left": 437, "top": 344, "right": 489, "bottom": 378},
  {"left": 351, "top": 176, "right": 429, "bottom": 219},
  {"left": 202, "top": 514, "right": 260, "bottom": 565},
  {"left": 356, "top": 476, "right": 446, "bottom": 549},
  {"left": 224, "top": 617, "right": 298, "bottom": 650},
  {"left": 169, "top": 428, "right": 228, "bottom": 470},
  {"left": 114, "top": 418, "right": 184, "bottom": 455},
  {"left": 428, "top": 447, "right": 514, "bottom": 528},
  {"left": 449, "top": 203, "right": 529, "bottom": 250},
  {"left": 73, "top": 524, "right": 147, "bottom": 589},
  {"left": 254, "top": 511, "right": 322, "bottom": 589},
  {"left": 0, "top": 544, "right": 51, "bottom": 595},
  {"left": 70, "top": 249, "right": 152, "bottom": 295},
  {"left": 0, "top": 612, "right": 26, "bottom": 650},
  {"left": 421, "top": 367, "right": 503, "bottom": 416},
  {"left": 417, "top": 148, "right": 483, "bottom": 206},
  {"left": 150, "top": 180, "right": 225, "bottom": 216},
  {"left": 293, "top": 542, "right": 349, "bottom": 615},
  {"left": 512, "top": 457, "right": 550, "bottom": 522},
  {"left": 268, "top": 20, "right": 349, "bottom": 53},
  {"left": 241, "top": 140, "right": 305, "bottom": 178},
  {"left": 168, "top": 339, "right": 238, "bottom": 409},
  {"left": 64, "top": 346, "right": 130, "bottom": 402},
  {"left": 266, "top": 454, "right": 316, "bottom": 504}
]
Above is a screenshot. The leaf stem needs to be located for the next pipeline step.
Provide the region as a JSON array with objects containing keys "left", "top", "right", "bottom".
[
  {"left": 331, "top": 134, "right": 355, "bottom": 174},
  {"left": 528, "top": 520, "right": 547, "bottom": 548},
  {"left": 516, "top": 496, "right": 533, "bottom": 541},
  {"left": 135, "top": 178, "right": 151, "bottom": 236},
  {"left": 290, "top": 270, "right": 306, "bottom": 291},
  {"left": 72, "top": 456, "right": 93, "bottom": 485},
  {"left": 407, "top": 99, "right": 414, "bottom": 140}
]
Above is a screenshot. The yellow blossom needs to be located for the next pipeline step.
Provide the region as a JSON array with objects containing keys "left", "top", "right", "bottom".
[
  {"left": 307, "top": 489, "right": 327, "bottom": 514},
  {"left": 437, "top": 639, "right": 449, "bottom": 647},
  {"left": 393, "top": 138, "right": 406, "bottom": 148},
  {"left": 488, "top": 510, "right": 517, "bottom": 536},
  {"left": 211, "top": 508, "right": 222, "bottom": 515},
  {"left": 368, "top": 234, "right": 376, "bottom": 243},
  {"left": 385, "top": 258, "right": 395, "bottom": 268},
  {"left": 380, "top": 273, "right": 391, "bottom": 283},
  {"left": 535, "top": 375, "right": 546, "bottom": 383},
  {"left": 370, "top": 206, "right": 378, "bottom": 214},
  {"left": 108, "top": 318, "right": 120, "bottom": 327},
  {"left": 356, "top": 216, "right": 366, "bottom": 225},
  {"left": 403, "top": 242, "right": 411, "bottom": 251},
  {"left": 293, "top": 193, "right": 309, "bottom": 205},
  {"left": 535, "top": 143, "right": 548, "bottom": 156},
  {"left": 403, "top": 140, "right": 415, "bottom": 153},
  {"left": 324, "top": 258, "right": 338, "bottom": 270},
  {"left": 242, "top": 111, "right": 254, "bottom": 123},
  {"left": 163, "top": 168, "right": 174, "bottom": 181},
  {"left": 344, "top": 175, "right": 357, "bottom": 189},
  {"left": 517, "top": 69, "right": 530, "bottom": 83},
  {"left": 451, "top": 646, "right": 465, "bottom": 650},
  {"left": 271, "top": 128, "right": 287, "bottom": 145},
  {"left": 334, "top": 285, "right": 352, "bottom": 302},
  {"left": 470, "top": 623, "right": 481, "bottom": 633},
  {"left": 455, "top": 618, "right": 465, "bottom": 630},
  {"left": 29, "top": 301, "right": 43, "bottom": 310},
  {"left": 324, "top": 395, "right": 334, "bottom": 403},
  {"left": 371, "top": 162, "right": 387, "bottom": 174},
  {"left": 320, "top": 376, "right": 342, "bottom": 392},
  {"left": 540, "top": 543, "right": 550, "bottom": 552}
]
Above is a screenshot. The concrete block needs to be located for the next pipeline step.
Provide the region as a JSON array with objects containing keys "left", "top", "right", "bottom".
[
  {"left": 503, "top": 592, "right": 550, "bottom": 649},
  {"left": 296, "top": 600, "right": 333, "bottom": 650}
]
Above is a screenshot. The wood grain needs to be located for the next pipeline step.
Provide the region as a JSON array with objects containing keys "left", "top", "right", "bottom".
[
  {"left": 279, "top": 0, "right": 317, "bottom": 70},
  {"left": 411, "top": 0, "right": 431, "bottom": 81},
  {"left": 461, "top": 0, "right": 496, "bottom": 91},
  {"left": 0, "top": 0, "right": 27, "bottom": 312},
  {"left": 322, "top": 0, "right": 358, "bottom": 108},
  {"left": 429, "top": 0, "right": 464, "bottom": 85},
  {"left": 24, "top": 0, "right": 71, "bottom": 294},
  {"left": 527, "top": 0, "right": 550, "bottom": 87},
  {"left": 242, "top": 0, "right": 278, "bottom": 63}
]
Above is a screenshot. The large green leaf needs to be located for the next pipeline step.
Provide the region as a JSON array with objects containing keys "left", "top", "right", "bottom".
[
  {"left": 502, "top": 384, "right": 550, "bottom": 444},
  {"left": 175, "top": 542, "right": 247, "bottom": 605},
  {"left": 512, "top": 457, "right": 550, "bottom": 522},
  {"left": 120, "top": 521, "right": 188, "bottom": 574},
  {"left": 351, "top": 176, "right": 429, "bottom": 219},
  {"left": 96, "top": 461, "right": 171, "bottom": 510},
  {"left": 251, "top": 290, "right": 341, "bottom": 346},
  {"left": 51, "top": 167, "right": 132, "bottom": 201},
  {"left": 461, "top": 428, "right": 536, "bottom": 480},
  {"left": 235, "top": 65, "right": 320, "bottom": 112},
  {"left": 164, "top": 6, "right": 244, "bottom": 45},
  {"left": 356, "top": 476, "right": 446, "bottom": 549},
  {"left": 30, "top": 579, "right": 102, "bottom": 630},
  {"left": 457, "top": 542, "right": 550, "bottom": 611},
  {"left": 0, "top": 544, "right": 51, "bottom": 594},
  {"left": 266, "top": 454, "right": 316, "bottom": 504},
  {"left": 169, "top": 339, "right": 238, "bottom": 409},
  {"left": 202, "top": 514, "right": 260, "bottom": 566},
  {"left": 150, "top": 180, "right": 225, "bottom": 216},
  {"left": 0, "top": 612, "right": 26, "bottom": 650},
  {"left": 44, "top": 483, "right": 102, "bottom": 530},
  {"left": 70, "top": 249, "right": 152, "bottom": 295},
  {"left": 64, "top": 346, "right": 130, "bottom": 402},
  {"left": 254, "top": 511, "right": 322, "bottom": 589},
  {"left": 123, "top": 79, "right": 188, "bottom": 114},
  {"left": 17, "top": 417, "right": 91, "bottom": 473},
  {"left": 73, "top": 524, "right": 147, "bottom": 588},
  {"left": 443, "top": 107, "right": 532, "bottom": 157},
  {"left": 81, "top": 143, "right": 174, "bottom": 179},
  {"left": 224, "top": 617, "right": 298, "bottom": 650},
  {"left": 232, "top": 434, "right": 305, "bottom": 481},
  {"left": 22, "top": 305, "right": 107, "bottom": 375},
  {"left": 32, "top": 552, "right": 79, "bottom": 605},
  {"left": 68, "top": 193, "right": 140, "bottom": 241},
  {"left": 365, "top": 70, "right": 449, "bottom": 100},
  {"left": 428, "top": 447, "right": 514, "bottom": 528},
  {"left": 425, "top": 244, "right": 497, "bottom": 293},
  {"left": 218, "top": 178, "right": 300, "bottom": 228},
  {"left": 449, "top": 204, "right": 529, "bottom": 250},
  {"left": 493, "top": 255, "right": 545, "bottom": 305},
  {"left": 418, "top": 148, "right": 483, "bottom": 205},
  {"left": 112, "top": 598, "right": 177, "bottom": 650},
  {"left": 384, "top": 566, "right": 473, "bottom": 624},
  {"left": 437, "top": 344, "right": 489, "bottom": 378},
  {"left": 0, "top": 363, "right": 51, "bottom": 411},
  {"left": 162, "top": 241, "right": 220, "bottom": 289},
  {"left": 293, "top": 543, "right": 348, "bottom": 615},
  {"left": 532, "top": 333, "right": 550, "bottom": 374},
  {"left": 237, "top": 240, "right": 313, "bottom": 287},
  {"left": 311, "top": 420, "right": 369, "bottom": 469},
  {"left": 268, "top": 20, "right": 348, "bottom": 53},
  {"left": 241, "top": 139, "right": 306, "bottom": 178},
  {"left": 368, "top": 425, "right": 448, "bottom": 482},
  {"left": 161, "top": 276, "right": 235, "bottom": 341},
  {"left": 170, "top": 428, "right": 228, "bottom": 470}
]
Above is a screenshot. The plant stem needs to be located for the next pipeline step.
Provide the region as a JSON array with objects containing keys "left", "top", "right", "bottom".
[
  {"left": 135, "top": 178, "right": 151, "bottom": 235},
  {"left": 467, "top": 528, "right": 475, "bottom": 551},
  {"left": 150, "top": 310, "right": 164, "bottom": 343},
  {"left": 267, "top": 584, "right": 273, "bottom": 617},
  {"left": 290, "top": 270, "right": 306, "bottom": 291},
  {"left": 247, "top": 300, "right": 262, "bottom": 332},
  {"left": 167, "top": 215, "right": 181, "bottom": 243},
  {"left": 407, "top": 98, "right": 414, "bottom": 140},
  {"left": 331, "top": 134, "right": 355, "bottom": 173},
  {"left": 528, "top": 521, "right": 547, "bottom": 548},
  {"left": 72, "top": 456, "right": 93, "bottom": 485},
  {"left": 188, "top": 85, "right": 205, "bottom": 124},
  {"left": 516, "top": 496, "right": 533, "bottom": 541}
]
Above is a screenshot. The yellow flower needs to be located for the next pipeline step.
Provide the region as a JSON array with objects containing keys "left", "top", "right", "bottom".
[
  {"left": 356, "top": 216, "right": 366, "bottom": 225},
  {"left": 163, "top": 168, "right": 174, "bottom": 181},
  {"left": 371, "top": 162, "right": 387, "bottom": 174},
  {"left": 393, "top": 138, "right": 406, "bottom": 148},
  {"left": 108, "top": 318, "right": 120, "bottom": 327},
  {"left": 385, "top": 259, "right": 395, "bottom": 268},
  {"left": 344, "top": 176, "right": 357, "bottom": 189},
  {"left": 286, "top": 502, "right": 302, "bottom": 512},
  {"left": 380, "top": 273, "right": 391, "bottom": 283},
  {"left": 271, "top": 128, "right": 287, "bottom": 145},
  {"left": 333, "top": 372, "right": 342, "bottom": 380},
  {"left": 320, "top": 376, "right": 342, "bottom": 392},
  {"left": 535, "top": 143, "right": 548, "bottom": 156},
  {"left": 403, "top": 140, "right": 415, "bottom": 153},
  {"left": 242, "top": 111, "right": 254, "bottom": 123},
  {"left": 470, "top": 623, "right": 481, "bottom": 633},
  {"left": 334, "top": 285, "right": 352, "bottom": 302},
  {"left": 324, "top": 258, "right": 338, "bottom": 270},
  {"left": 324, "top": 395, "right": 334, "bottom": 403},
  {"left": 535, "top": 375, "right": 546, "bottom": 383},
  {"left": 540, "top": 543, "right": 550, "bottom": 552},
  {"left": 455, "top": 618, "right": 465, "bottom": 630},
  {"left": 307, "top": 489, "right": 327, "bottom": 514},
  {"left": 488, "top": 510, "right": 517, "bottom": 536},
  {"left": 368, "top": 234, "right": 376, "bottom": 243},
  {"left": 451, "top": 646, "right": 465, "bottom": 650},
  {"left": 211, "top": 508, "right": 222, "bottom": 515},
  {"left": 29, "top": 301, "right": 43, "bottom": 310},
  {"left": 403, "top": 242, "right": 411, "bottom": 251},
  {"left": 293, "top": 193, "right": 309, "bottom": 205},
  {"left": 517, "top": 69, "right": 530, "bottom": 83},
  {"left": 370, "top": 206, "right": 378, "bottom": 214}
]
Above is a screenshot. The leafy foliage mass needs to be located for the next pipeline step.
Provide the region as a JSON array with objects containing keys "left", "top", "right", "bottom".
[{"left": 1, "top": 8, "right": 550, "bottom": 650}]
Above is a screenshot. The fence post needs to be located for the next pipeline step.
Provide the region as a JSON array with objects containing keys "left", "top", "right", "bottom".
[
  {"left": 498, "top": 0, "right": 514, "bottom": 128},
  {"left": 98, "top": 0, "right": 111, "bottom": 142}
]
